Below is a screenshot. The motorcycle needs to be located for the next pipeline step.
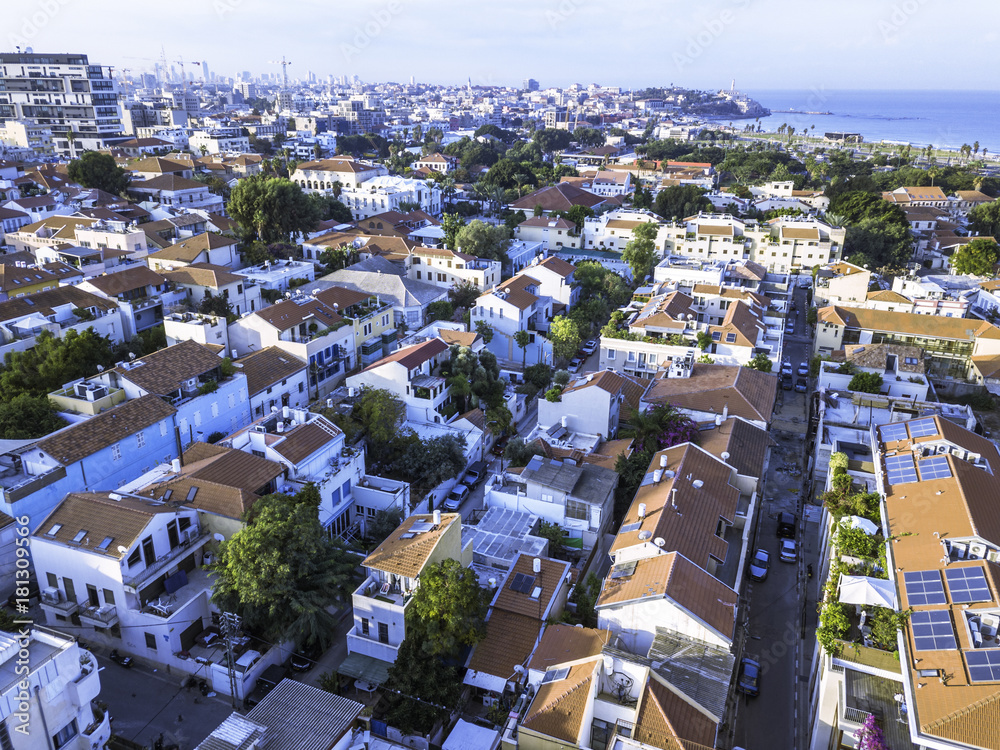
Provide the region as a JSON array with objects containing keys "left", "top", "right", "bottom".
[
  {"left": 109, "top": 649, "right": 133, "bottom": 668},
  {"left": 807, "top": 564, "right": 814, "bottom": 580}
]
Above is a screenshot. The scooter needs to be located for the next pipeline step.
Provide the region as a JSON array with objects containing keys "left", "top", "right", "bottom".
[
  {"left": 807, "top": 564, "right": 814, "bottom": 579},
  {"left": 109, "top": 649, "right": 133, "bottom": 668}
]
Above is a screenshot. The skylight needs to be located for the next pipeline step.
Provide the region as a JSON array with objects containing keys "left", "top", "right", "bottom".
[
  {"left": 97, "top": 536, "right": 114, "bottom": 551},
  {"left": 72, "top": 529, "right": 87, "bottom": 543},
  {"left": 46, "top": 523, "right": 62, "bottom": 536}
]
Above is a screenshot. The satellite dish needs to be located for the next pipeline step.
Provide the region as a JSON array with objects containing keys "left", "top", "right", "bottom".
[
  {"left": 638, "top": 530, "right": 653, "bottom": 541},
  {"left": 513, "top": 664, "right": 525, "bottom": 675},
  {"left": 129, "top": 352, "right": 137, "bottom": 360},
  {"left": 213, "top": 533, "right": 225, "bottom": 542},
  {"left": 117, "top": 545, "right": 128, "bottom": 554},
  {"left": 97, "top": 365, "right": 104, "bottom": 372},
  {"left": 654, "top": 537, "right": 666, "bottom": 547}
]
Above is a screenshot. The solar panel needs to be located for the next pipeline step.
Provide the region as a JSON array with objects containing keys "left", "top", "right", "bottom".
[
  {"left": 620, "top": 522, "right": 641, "bottom": 534},
  {"left": 945, "top": 567, "right": 992, "bottom": 604},
  {"left": 966, "top": 650, "right": 1000, "bottom": 682},
  {"left": 879, "top": 423, "right": 909, "bottom": 443},
  {"left": 885, "top": 454, "right": 918, "bottom": 485},
  {"left": 904, "top": 570, "right": 947, "bottom": 606},
  {"left": 907, "top": 417, "right": 939, "bottom": 439},
  {"left": 918, "top": 455, "right": 952, "bottom": 481},
  {"left": 509, "top": 573, "right": 536, "bottom": 594},
  {"left": 910, "top": 610, "right": 956, "bottom": 651}
]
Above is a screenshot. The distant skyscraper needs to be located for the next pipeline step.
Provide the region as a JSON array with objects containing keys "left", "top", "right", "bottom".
[
  {"left": 523, "top": 78, "right": 539, "bottom": 92},
  {"left": 202, "top": 60, "right": 210, "bottom": 81},
  {"left": 410, "top": 75, "right": 415, "bottom": 86}
]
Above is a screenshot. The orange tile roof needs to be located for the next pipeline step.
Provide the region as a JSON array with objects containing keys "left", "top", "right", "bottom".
[
  {"left": 528, "top": 625, "right": 611, "bottom": 672},
  {"left": 362, "top": 512, "right": 459, "bottom": 578},
  {"left": 521, "top": 661, "right": 598, "bottom": 743}
]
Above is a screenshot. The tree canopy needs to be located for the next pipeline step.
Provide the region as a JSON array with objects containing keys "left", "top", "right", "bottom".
[
  {"left": 0, "top": 395, "right": 66, "bottom": 440},
  {"left": 67, "top": 151, "right": 130, "bottom": 195},
  {"left": 622, "top": 221, "right": 659, "bottom": 283},
  {"left": 951, "top": 237, "right": 1000, "bottom": 277},
  {"left": 227, "top": 175, "right": 321, "bottom": 244},
  {"left": 532, "top": 128, "right": 573, "bottom": 153},
  {"left": 455, "top": 220, "right": 511, "bottom": 262},
  {"left": 549, "top": 315, "right": 582, "bottom": 363},
  {"left": 653, "top": 185, "right": 712, "bottom": 221},
  {"left": 967, "top": 200, "right": 1000, "bottom": 241},
  {"left": 210, "top": 486, "right": 356, "bottom": 645}
]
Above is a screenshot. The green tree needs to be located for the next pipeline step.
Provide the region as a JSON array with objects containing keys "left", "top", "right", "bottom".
[
  {"left": 848, "top": 371, "right": 884, "bottom": 394},
  {"left": 441, "top": 213, "right": 466, "bottom": 250},
  {"left": 951, "top": 237, "right": 1000, "bottom": 277},
  {"left": 227, "top": 174, "right": 322, "bottom": 244},
  {"left": 632, "top": 184, "right": 653, "bottom": 209},
  {"left": 622, "top": 222, "right": 659, "bottom": 283},
  {"left": 405, "top": 558, "right": 489, "bottom": 656},
  {"left": 455, "top": 220, "right": 511, "bottom": 262},
  {"left": 475, "top": 320, "right": 495, "bottom": 345},
  {"left": 211, "top": 487, "right": 355, "bottom": 645},
  {"left": 396, "top": 433, "right": 466, "bottom": 491},
  {"left": 426, "top": 300, "right": 454, "bottom": 322},
  {"left": 696, "top": 330, "right": 713, "bottom": 351},
  {"left": 198, "top": 293, "right": 233, "bottom": 319},
  {"left": 571, "top": 127, "right": 605, "bottom": 148},
  {"left": 448, "top": 279, "right": 480, "bottom": 310},
  {"left": 0, "top": 394, "right": 67, "bottom": 439},
  {"left": 653, "top": 185, "right": 712, "bottom": 221},
  {"left": 744, "top": 352, "right": 774, "bottom": 373},
  {"left": 0, "top": 328, "right": 118, "bottom": 399},
  {"left": 306, "top": 192, "right": 353, "bottom": 224},
  {"left": 67, "top": 151, "right": 130, "bottom": 195},
  {"left": 512, "top": 328, "right": 531, "bottom": 368},
  {"left": 352, "top": 387, "right": 405, "bottom": 450},
  {"left": 532, "top": 128, "right": 573, "bottom": 153},
  {"left": 365, "top": 507, "right": 403, "bottom": 547},
  {"left": 549, "top": 315, "right": 581, "bottom": 363},
  {"left": 968, "top": 200, "right": 1000, "bottom": 241}
]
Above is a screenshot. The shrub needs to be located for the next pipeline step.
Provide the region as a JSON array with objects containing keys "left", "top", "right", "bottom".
[
  {"left": 206, "top": 431, "right": 225, "bottom": 444},
  {"left": 829, "top": 451, "right": 849, "bottom": 473},
  {"left": 544, "top": 387, "right": 563, "bottom": 402},
  {"left": 848, "top": 371, "right": 883, "bottom": 394}
]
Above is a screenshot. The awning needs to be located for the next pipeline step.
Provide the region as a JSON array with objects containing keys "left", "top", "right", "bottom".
[
  {"left": 562, "top": 536, "right": 584, "bottom": 549},
  {"left": 463, "top": 669, "right": 507, "bottom": 693},
  {"left": 838, "top": 574, "right": 897, "bottom": 609},
  {"left": 844, "top": 515, "right": 879, "bottom": 536},
  {"left": 336, "top": 652, "right": 392, "bottom": 685}
]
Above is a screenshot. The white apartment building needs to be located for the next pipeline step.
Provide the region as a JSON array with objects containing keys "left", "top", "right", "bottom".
[
  {"left": 0, "top": 628, "right": 111, "bottom": 750},
  {"left": 0, "top": 119, "right": 54, "bottom": 155},
  {"left": 291, "top": 158, "right": 387, "bottom": 192},
  {"left": 346, "top": 338, "right": 451, "bottom": 424},
  {"left": 408, "top": 246, "right": 502, "bottom": 291},
  {"left": 341, "top": 176, "right": 442, "bottom": 219},
  {"left": 188, "top": 126, "right": 251, "bottom": 155},
  {"left": 0, "top": 52, "right": 123, "bottom": 156}
]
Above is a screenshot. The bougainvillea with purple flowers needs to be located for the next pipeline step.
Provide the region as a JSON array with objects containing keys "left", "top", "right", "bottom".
[{"left": 856, "top": 714, "right": 888, "bottom": 750}]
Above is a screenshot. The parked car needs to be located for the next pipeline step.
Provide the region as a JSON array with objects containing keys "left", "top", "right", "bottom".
[
  {"left": 464, "top": 461, "right": 488, "bottom": 486},
  {"left": 737, "top": 658, "right": 761, "bottom": 697},
  {"left": 581, "top": 339, "right": 598, "bottom": 355},
  {"left": 795, "top": 378, "right": 808, "bottom": 393},
  {"left": 748, "top": 549, "right": 770, "bottom": 581},
  {"left": 780, "top": 361, "right": 793, "bottom": 377},
  {"left": 568, "top": 356, "right": 584, "bottom": 373},
  {"left": 785, "top": 322, "right": 795, "bottom": 335},
  {"left": 290, "top": 641, "right": 323, "bottom": 672},
  {"left": 780, "top": 538, "right": 798, "bottom": 563},
  {"left": 797, "top": 362, "right": 810, "bottom": 377},
  {"left": 492, "top": 437, "right": 510, "bottom": 457},
  {"left": 246, "top": 664, "right": 289, "bottom": 708},
  {"left": 781, "top": 375, "right": 793, "bottom": 391},
  {"left": 777, "top": 512, "right": 797, "bottom": 539},
  {"left": 109, "top": 649, "right": 133, "bottom": 668},
  {"left": 443, "top": 484, "right": 469, "bottom": 512}
]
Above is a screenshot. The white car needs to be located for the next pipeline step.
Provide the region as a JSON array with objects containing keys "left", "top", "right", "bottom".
[{"left": 581, "top": 339, "right": 598, "bottom": 355}]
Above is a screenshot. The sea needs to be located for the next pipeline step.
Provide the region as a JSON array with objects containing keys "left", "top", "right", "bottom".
[{"left": 740, "top": 89, "right": 1000, "bottom": 155}]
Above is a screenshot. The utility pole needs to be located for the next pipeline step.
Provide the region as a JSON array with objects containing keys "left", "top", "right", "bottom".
[{"left": 220, "top": 611, "right": 242, "bottom": 709}]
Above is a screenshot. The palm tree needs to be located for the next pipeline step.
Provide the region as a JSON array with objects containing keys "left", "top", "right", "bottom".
[
  {"left": 619, "top": 407, "right": 663, "bottom": 454},
  {"left": 974, "top": 141, "right": 980, "bottom": 156},
  {"left": 65, "top": 130, "right": 77, "bottom": 158},
  {"left": 514, "top": 329, "right": 530, "bottom": 368}
]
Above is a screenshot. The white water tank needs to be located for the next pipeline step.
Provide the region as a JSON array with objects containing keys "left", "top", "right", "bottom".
[
  {"left": 433, "top": 509, "right": 442, "bottom": 524},
  {"left": 653, "top": 470, "right": 663, "bottom": 483},
  {"left": 282, "top": 406, "right": 291, "bottom": 420},
  {"left": 171, "top": 459, "right": 181, "bottom": 473},
  {"left": 276, "top": 421, "right": 285, "bottom": 433}
]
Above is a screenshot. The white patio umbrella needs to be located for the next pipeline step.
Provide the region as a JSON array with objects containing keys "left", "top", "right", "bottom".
[
  {"left": 844, "top": 515, "right": 879, "bottom": 536},
  {"left": 838, "top": 574, "right": 897, "bottom": 609}
]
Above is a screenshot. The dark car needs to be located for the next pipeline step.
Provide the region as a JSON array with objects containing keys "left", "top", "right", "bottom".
[
  {"left": 795, "top": 378, "right": 808, "bottom": 393},
  {"left": 777, "top": 512, "right": 797, "bottom": 539},
  {"left": 290, "top": 642, "right": 323, "bottom": 672},
  {"left": 781, "top": 375, "right": 793, "bottom": 391},
  {"left": 492, "top": 437, "right": 509, "bottom": 457},
  {"left": 465, "top": 461, "right": 488, "bottom": 486},
  {"left": 748, "top": 548, "right": 770, "bottom": 582},
  {"left": 737, "top": 657, "right": 761, "bottom": 697},
  {"left": 246, "top": 664, "right": 289, "bottom": 708}
]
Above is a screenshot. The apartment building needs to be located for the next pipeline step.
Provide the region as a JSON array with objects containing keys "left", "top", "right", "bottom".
[
  {"left": 78, "top": 265, "right": 185, "bottom": 338},
  {"left": 340, "top": 176, "right": 442, "bottom": 219},
  {"left": 0, "top": 52, "right": 123, "bottom": 156},
  {"left": 146, "top": 232, "right": 239, "bottom": 272},
  {"left": 290, "top": 158, "right": 387, "bottom": 192},
  {"left": 313, "top": 286, "right": 396, "bottom": 367},
  {"left": 346, "top": 338, "right": 451, "bottom": 424},
  {"left": 471, "top": 274, "right": 555, "bottom": 366},
  {"left": 161, "top": 263, "right": 262, "bottom": 317},
  {"left": 514, "top": 216, "right": 582, "bottom": 251},
  {"left": 813, "top": 262, "right": 873, "bottom": 308},
  {"left": 407, "top": 246, "right": 502, "bottom": 291}
]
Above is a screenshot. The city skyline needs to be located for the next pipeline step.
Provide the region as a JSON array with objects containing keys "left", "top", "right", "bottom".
[{"left": 6, "top": 0, "right": 999, "bottom": 91}]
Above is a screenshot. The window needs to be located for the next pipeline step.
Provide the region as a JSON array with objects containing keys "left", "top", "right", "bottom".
[
  {"left": 566, "top": 499, "right": 589, "bottom": 520},
  {"left": 136, "top": 432, "right": 145, "bottom": 449},
  {"left": 361, "top": 618, "right": 369, "bottom": 636},
  {"left": 47, "top": 572, "right": 57, "bottom": 588},
  {"left": 378, "top": 622, "right": 389, "bottom": 644},
  {"left": 111, "top": 443, "right": 122, "bottom": 461},
  {"left": 127, "top": 547, "right": 142, "bottom": 568},
  {"left": 144, "top": 632, "right": 157, "bottom": 649},
  {"left": 298, "top": 382, "right": 304, "bottom": 393},
  {"left": 178, "top": 516, "right": 191, "bottom": 531},
  {"left": 103, "top": 589, "right": 115, "bottom": 605},
  {"left": 52, "top": 720, "right": 78, "bottom": 750},
  {"left": 606, "top": 349, "right": 615, "bottom": 360}
]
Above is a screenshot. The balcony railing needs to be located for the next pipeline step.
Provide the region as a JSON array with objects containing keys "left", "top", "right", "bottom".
[
  {"left": 79, "top": 604, "right": 118, "bottom": 626},
  {"left": 123, "top": 528, "right": 208, "bottom": 591},
  {"left": 843, "top": 705, "right": 873, "bottom": 726}
]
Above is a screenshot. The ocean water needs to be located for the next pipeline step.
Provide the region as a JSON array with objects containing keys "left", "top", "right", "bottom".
[{"left": 740, "top": 89, "right": 1000, "bottom": 154}]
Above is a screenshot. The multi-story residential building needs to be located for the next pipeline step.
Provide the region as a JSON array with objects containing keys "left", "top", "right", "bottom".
[
  {"left": 346, "top": 338, "right": 451, "bottom": 423},
  {"left": 146, "top": 232, "right": 240, "bottom": 272},
  {"left": 0, "top": 206, "right": 31, "bottom": 235},
  {"left": 0, "top": 52, "right": 123, "bottom": 156},
  {"left": 129, "top": 174, "right": 225, "bottom": 213},
  {"left": 346, "top": 511, "right": 466, "bottom": 675},
  {"left": 127, "top": 156, "right": 194, "bottom": 181},
  {"left": 582, "top": 210, "right": 662, "bottom": 253},
  {"left": 536, "top": 369, "right": 648, "bottom": 441},
  {"left": 816, "top": 342, "right": 930, "bottom": 400},
  {"left": 0, "top": 285, "right": 123, "bottom": 360},
  {"left": 0, "top": 262, "right": 65, "bottom": 300},
  {"left": 290, "top": 158, "right": 387, "bottom": 192},
  {"left": 407, "top": 246, "right": 502, "bottom": 291},
  {"left": 881, "top": 185, "right": 949, "bottom": 208},
  {"left": 237, "top": 259, "right": 316, "bottom": 293},
  {"left": 689, "top": 284, "right": 772, "bottom": 325},
  {"left": 815, "top": 306, "right": 1000, "bottom": 379},
  {"left": 340, "top": 176, "right": 442, "bottom": 219},
  {"left": 486, "top": 455, "right": 617, "bottom": 555},
  {"left": 161, "top": 263, "right": 262, "bottom": 317},
  {"left": 228, "top": 291, "right": 356, "bottom": 397},
  {"left": 313, "top": 286, "right": 396, "bottom": 367},
  {"left": 514, "top": 216, "right": 582, "bottom": 251},
  {"left": 188, "top": 126, "right": 251, "bottom": 155},
  {"left": 413, "top": 152, "right": 458, "bottom": 173},
  {"left": 518, "top": 256, "right": 579, "bottom": 311},
  {"left": 810, "top": 416, "right": 1000, "bottom": 750},
  {"left": 471, "top": 274, "right": 554, "bottom": 366},
  {"left": 5, "top": 216, "right": 150, "bottom": 259},
  {"left": 813, "top": 261, "right": 873, "bottom": 308},
  {"left": 232, "top": 346, "right": 308, "bottom": 419},
  {"left": 0, "top": 119, "right": 54, "bottom": 155},
  {"left": 77, "top": 265, "right": 185, "bottom": 338},
  {"left": 889, "top": 273, "right": 977, "bottom": 317},
  {"left": 91, "top": 339, "right": 251, "bottom": 444},
  {"left": 0, "top": 628, "right": 111, "bottom": 750},
  {"left": 510, "top": 183, "right": 606, "bottom": 216}
]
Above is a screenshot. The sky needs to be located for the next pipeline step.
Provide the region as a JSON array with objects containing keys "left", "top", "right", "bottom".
[{"left": 7, "top": 0, "right": 999, "bottom": 91}]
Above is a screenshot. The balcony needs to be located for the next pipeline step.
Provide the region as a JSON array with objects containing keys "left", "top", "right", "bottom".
[
  {"left": 79, "top": 604, "right": 118, "bottom": 627},
  {"left": 840, "top": 668, "right": 915, "bottom": 749},
  {"left": 40, "top": 595, "right": 79, "bottom": 618},
  {"left": 354, "top": 575, "right": 412, "bottom": 608},
  {"left": 123, "top": 528, "right": 209, "bottom": 591}
]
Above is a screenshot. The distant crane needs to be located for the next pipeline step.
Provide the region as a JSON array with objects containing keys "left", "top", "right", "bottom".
[
  {"left": 269, "top": 56, "right": 292, "bottom": 94},
  {"left": 111, "top": 67, "right": 133, "bottom": 99}
]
